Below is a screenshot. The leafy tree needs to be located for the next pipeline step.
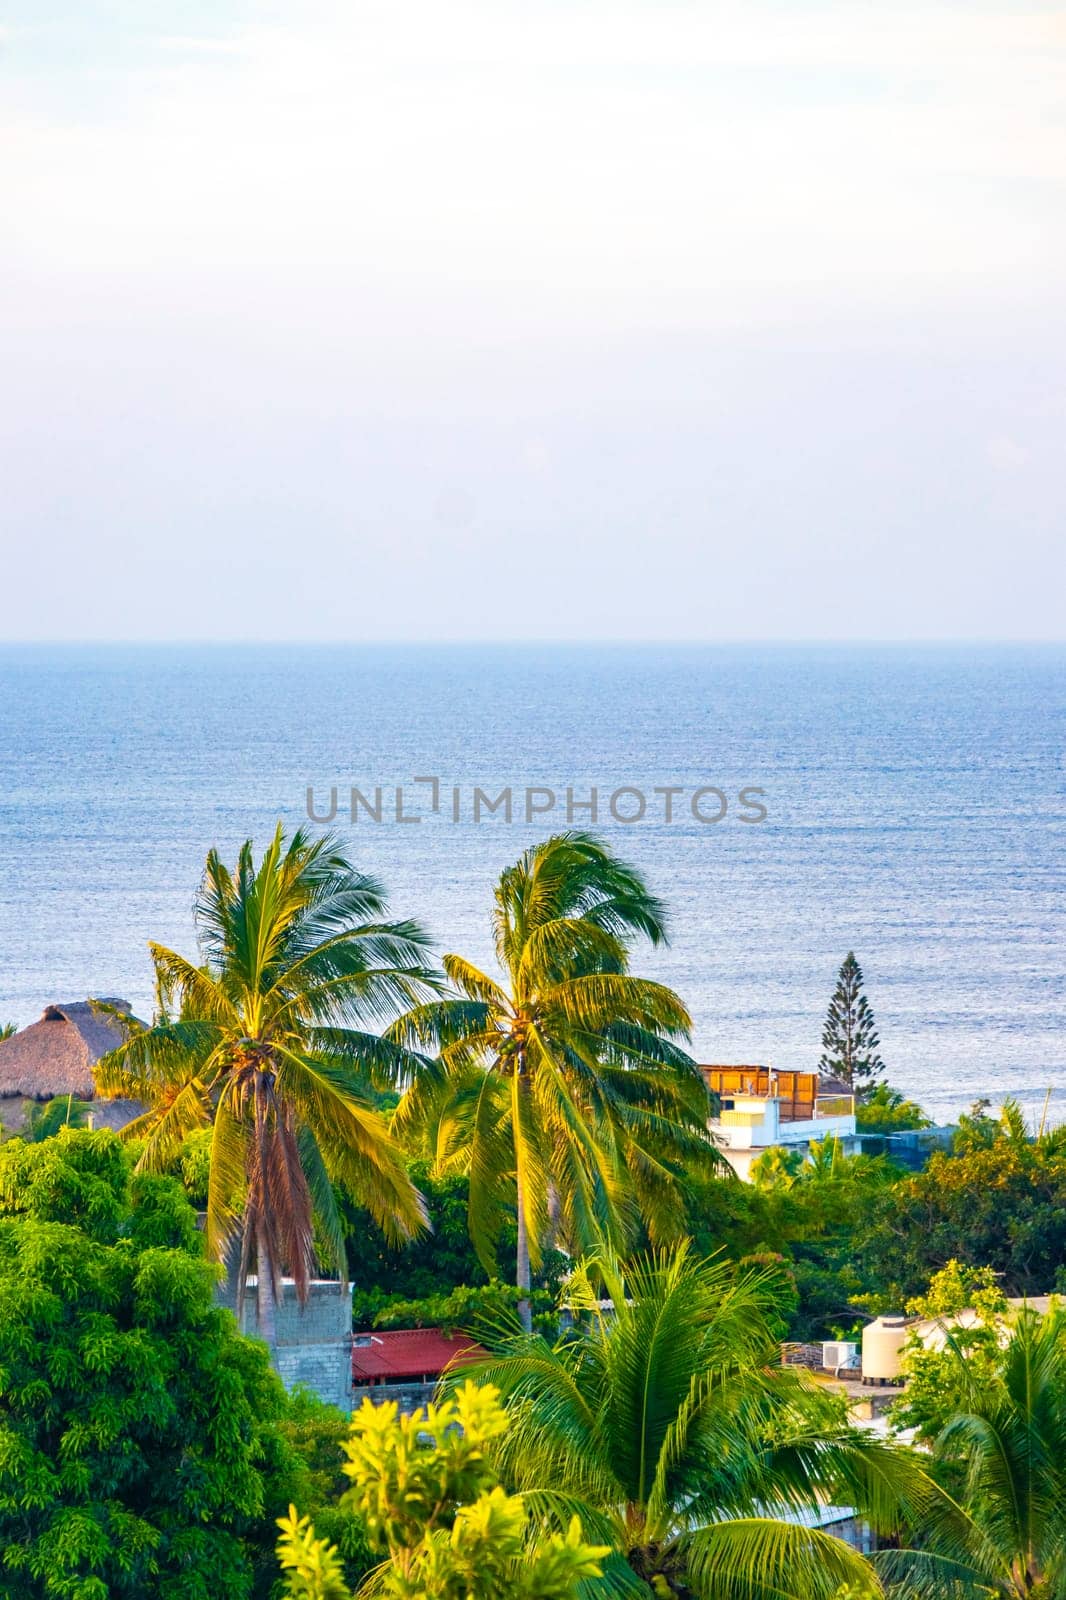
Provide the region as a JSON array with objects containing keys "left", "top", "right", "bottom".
[
  {"left": 0, "top": 1129, "right": 301, "bottom": 1600},
  {"left": 685, "top": 1153, "right": 903, "bottom": 1341},
  {"left": 276, "top": 1389, "right": 376, "bottom": 1593},
  {"left": 467, "top": 1246, "right": 927, "bottom": 1598},
  {"left": 735, "top": 1140, "right": 900, "bottom": 1338},
  {"left": 355, "top": 1278, "right": 564, "bottom": 1342},
  {"left": 342, "top": 1163, "right": 494, "bottom": 1304},
  {"left": 390, "top": 832, "right": 717, "bottom": 1328},
  {"left": 952, "top": 1097, "right": 1044, "bottom": 1157},
  {"left": 96, "top": 825, "right": 438, "bottom": 1346},
  {"left": 818, "top": 952, "right": 885, "bottom": 1092},
  {"left": 951, "top": 1101, "right": 1000, "bottom": 1153},
  {"left": 881, "top": 1308, "right": 1066, "bottom": 1600},
  {"left": 860, "top": 1106, "right": 1066, "bottom": 1303},
  {"left": 683, "top": 1168, "right": 775, "bottom": 1262},
  {"left": 340, "top": 1161, "right": 567, "bottom": 1331},
  {"left": 0, "top": 1021, "right": 16, "bottom": 1040},
  {"left": 855, "top": 1082, "right": 931, "bottom": 1135},
  {"left": 176, "top": 1127, "right": 213, "bottom": 1203},
  {"left": 905, "top": 1259, "right": 1009, "bottom": 1322},
  {"left": 275, "top": 1383, "right": 608, "bottom": 1599},
  {"left": 891, "top": 1262, "right": 1010, "bottom": 1443}
]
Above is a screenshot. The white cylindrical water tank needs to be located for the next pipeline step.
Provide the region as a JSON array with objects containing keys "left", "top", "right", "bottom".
[{"left": 862, "top": 1315, "right": 909, "bottom": 1384}]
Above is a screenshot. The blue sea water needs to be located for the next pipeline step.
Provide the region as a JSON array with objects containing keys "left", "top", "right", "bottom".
[{"left": 0, "top": 643, "right": 1062, "bottom": 1126}]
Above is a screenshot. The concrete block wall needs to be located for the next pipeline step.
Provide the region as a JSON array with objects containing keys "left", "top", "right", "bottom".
[
  {"left": 351, "top": 1380, "right": 436, "bottom": 1416},
  {"left": 240, "top": 1279, "right": 354, "bottom": 1413}
]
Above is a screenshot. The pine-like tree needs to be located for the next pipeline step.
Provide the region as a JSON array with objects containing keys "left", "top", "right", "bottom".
[{"left": 818, "top": 951, "right": 885, "bottom": 1092}]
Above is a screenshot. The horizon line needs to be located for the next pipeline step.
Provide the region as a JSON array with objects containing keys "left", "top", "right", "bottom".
[{"left": 2, "top": 636, "right": 1065, "bottom": 649}]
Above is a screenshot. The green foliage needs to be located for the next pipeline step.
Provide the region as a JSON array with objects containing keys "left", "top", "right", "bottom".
[
  {"left": 855, "top": 1082, "right": 931, "bottom": 1134},
  {"left": 469, "top": 1246, "right": 922, "bottom": 1599},
  {"left": 0, "top": 1130, "right": 302, "bottom": 1599},
  {"left": 0, "top": 1124, "right": 132, "bottom": 1239},
  {"left": 750, "top": 1145, "right": 806, "bottom": 1188},
  {"left": 904, "top": 1258, "right": 1008, "bottom": 1321},
  {"left": 95, "top": 825, "right": 439, "bottom": 1338},
  {"left": 178, "top": 1127, "right": 213, "bottom": 1205},
  {"left": 818, "top": 951, "right": 885, "bottom": 1091},
  {"left": 860, "top": 1103, "right": 1066, "bottom": 1303},
  {"left": 345, "top": 1161, "right": 567, "bottom": 1331},
  {"left": 0, "top": 1021, "right": 16, "bottom": 1041},
  {"left": 342, "top": 1164, "right": 495, "bottom": 1303},
  {"left": 880, "top": 1308, "right": 1066, "bottom": 1599},
  {"left": 22, "top": 1095, "right": 92, "bottom": 1142},
  {"left": 275, "top": 1390, "right": 376, "bottom": 1593},
  {"left": 890, "top": 1262, "right": 1011, "bottom": 1442},
  {"left": 357, "top": 1278, "right": 558, "bottom": 1339},
  {"left": 951, "top": 1100, "right": 1000, "bottom": 1153},
  {"left": 276, "top": 1384, "right": 609, "bottom": 1600},
  {"left": 690, "top": 1145, "right": 899, "bottom": 1340},
  {"left": 389, "top": 832, "right": 720, "bottom": 1325},
  {"left": 683, "top": 1167, "right": 773, "bottom": 1261}
]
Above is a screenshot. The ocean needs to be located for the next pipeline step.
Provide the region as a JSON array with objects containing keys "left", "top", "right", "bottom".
[{"left": 0, "top": 643, "right": 1062, "bottom": 1126}]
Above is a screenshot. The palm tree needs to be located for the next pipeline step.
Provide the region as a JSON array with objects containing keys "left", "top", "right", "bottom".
[
  {"left": 96, "top": 824, "right": 440, "bottom": 1348},
  {"left": 881, "top": 1308, "right": 1066, "bottom": 1600},
  {"left": 388, "top": 833, "right": 719, "bottom": 1330},
  {"left": 463, "top": 1246, "right": 928, "bottom": 1598},
  {"left": 25, "top": 1094, "right": 90, "bottom": 1141},
  {"left": 0, "top": 1022, "right": 16, "bottom": 1041},
  {"left": 750, "top": 1145, "right": 805, "bottom": 1188}
]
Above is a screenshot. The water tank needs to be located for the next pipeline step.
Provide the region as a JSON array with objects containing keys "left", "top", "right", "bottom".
[{"left": 862, "top": 1315, "right": 909, "bottom": 1384}]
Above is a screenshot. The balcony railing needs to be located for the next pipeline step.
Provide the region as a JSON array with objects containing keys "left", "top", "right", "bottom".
[{"left": 814, "top": 1094, "right": 855, "bottom": 1118}]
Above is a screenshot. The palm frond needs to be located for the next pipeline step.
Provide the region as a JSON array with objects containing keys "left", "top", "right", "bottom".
[{"left": 681, "top": 1516, "right": 880, "bottom": 1600}]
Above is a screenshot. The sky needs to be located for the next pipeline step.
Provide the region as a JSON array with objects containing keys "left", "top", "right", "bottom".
[{"left": 1, "top": 2, "right": 1064, "bottom": 641}]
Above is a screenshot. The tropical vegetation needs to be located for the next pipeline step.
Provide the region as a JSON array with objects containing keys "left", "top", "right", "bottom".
[
  {"left": 276, "top": 1382, "right": 609, "bottom": 1599},
  {"left": 3, "top": 825, "right": 1065, "bottom": 1598},
  {"left": 388, "top": 832, "right": 719, "bottom": 1327},
  {"left": 880, "top": 1306, "right": 1066, "bottom": 1600},
  {"left": 0, "top": 1129, "right": 302, "bottom": 1599},
  {"left": 860, "top": 1100, "right": 1066, "bottom": 1305},
  {"left": 22, "top": 1092, "right": 91, "bottom": 1140},
  {"left": 95, "top": 825, "right": 438, "bottom": 1344},
  {"left": 856, "top": 1082, "right": 932, "bottom": 1135},
  {"left": 461, "top": 1245, "right": 925, "bottom": 1599},
  {"left": 891, "top": 1261, "right": 1011, "bottom": 1443}
]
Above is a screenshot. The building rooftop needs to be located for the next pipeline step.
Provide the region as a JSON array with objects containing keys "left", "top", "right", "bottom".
[
  {"left": 703, "top": 1066, "right": 853, "bottom": 1123},
  {"left": 0, "top": 999, "right": 134, "bottom": 1100},
  {"left": 351, "top": 1328, "right": 488, "bottom": 1383}
]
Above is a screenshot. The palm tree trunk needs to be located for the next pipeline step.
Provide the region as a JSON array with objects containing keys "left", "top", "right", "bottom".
[
  {"left": 514, "top": 1056, "right": 533, "bottom": 1334},
  {"left": 220, "top": 1229, "right": 245, "bottom": 1321},
  {"left": 516, "top": 1183, "right": 533, "bottom": 1334},
  {"left": 255, "top": 1218, "right": 278, "bottom": 1352},
  {"left": 546, "top": 1181, "right": 562, "bottom": 1249}
]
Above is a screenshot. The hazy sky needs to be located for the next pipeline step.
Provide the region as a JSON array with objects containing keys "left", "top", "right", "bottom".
[{"left": 2, "top": 2, "right": 1064, "bottom": 641}]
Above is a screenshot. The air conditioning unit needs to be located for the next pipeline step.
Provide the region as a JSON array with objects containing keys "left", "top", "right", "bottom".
[{"left": 822, "top": 1340, "right": 858, "bottom": 1373}]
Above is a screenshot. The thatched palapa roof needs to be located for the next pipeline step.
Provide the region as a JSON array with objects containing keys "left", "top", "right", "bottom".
[{"left": 0, "top": 999, "right": 134, "bottom": 1100}]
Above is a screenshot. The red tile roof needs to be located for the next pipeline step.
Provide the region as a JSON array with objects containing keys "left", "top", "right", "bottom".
[{"left": 351, "top": 1328, "right": 488, "bottom": 1383}]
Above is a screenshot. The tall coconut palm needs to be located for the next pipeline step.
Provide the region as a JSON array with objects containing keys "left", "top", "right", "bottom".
[
  {"left": 466, "top": 1246, "right": 930, "bottom": 1599},
  {"left": 96, "top": 825, "right": 439, "bottom": 1347},
  {"left": 389, "top": 833, "right": 724, "bottom": 1331},
  {"left": 880, "top": 1308, "right": 1066, "bottom": 1600}
]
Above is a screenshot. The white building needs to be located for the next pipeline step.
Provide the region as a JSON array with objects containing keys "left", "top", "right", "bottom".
[{"left": 703, "top": 1065, "right": 857, "bottom": 1180}]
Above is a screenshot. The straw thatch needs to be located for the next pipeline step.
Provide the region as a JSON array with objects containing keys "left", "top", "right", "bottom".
[{"left": 0, "top": 999, "right": 134, "bottom": 1100}]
